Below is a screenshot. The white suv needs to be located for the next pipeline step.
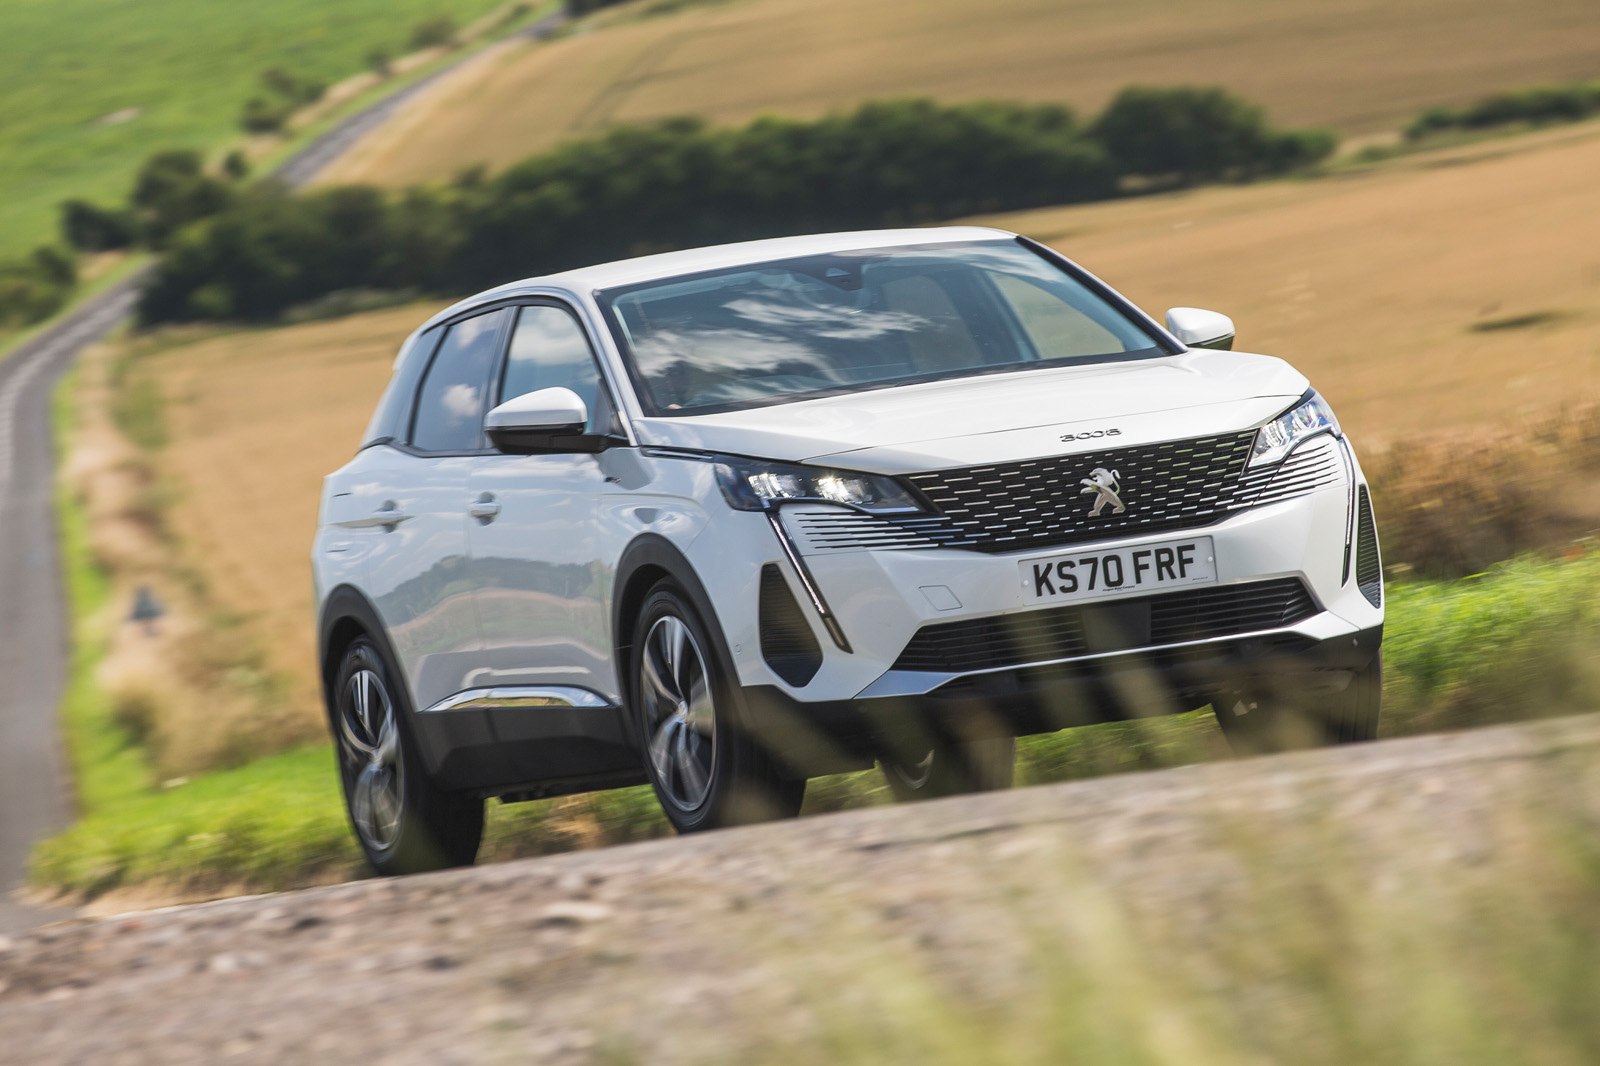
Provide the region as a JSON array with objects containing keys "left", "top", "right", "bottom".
[{"left": 314, "top": 228, "right": 1383, "bottom": 873}]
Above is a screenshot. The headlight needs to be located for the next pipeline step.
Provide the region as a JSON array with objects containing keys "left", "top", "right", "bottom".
[
  {"left": 714, "top": 456, "right": 923, "bottom": 513},
  {"left": 1248, "top": 391, "right": 1341, "bottom": 467}
]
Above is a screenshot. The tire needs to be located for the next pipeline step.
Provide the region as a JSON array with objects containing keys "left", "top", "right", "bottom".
[
  {"left": 1214, "top": 652, "right": 1382, "bottom": 756},
  {"left": 879, "top": 731, "right": 1017, "bottom": 802},
  {"left": 330, "top": 637, "right": 484, "bottom": 875},
  {"left": 631, "top": 582, "right": 805, "bottom": 833}
]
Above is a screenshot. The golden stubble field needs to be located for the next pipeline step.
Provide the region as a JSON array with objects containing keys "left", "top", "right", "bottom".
[
  {"left": 136, "top": 127, "right": 1600, "bottom": 736},
  {"left": 319, "top": 0, "right": 1600, "bottom": 187}
]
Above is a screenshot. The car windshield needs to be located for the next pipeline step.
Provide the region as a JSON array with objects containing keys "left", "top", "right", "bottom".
[{"left": 596, "top": 239, "right": 1166, "bottom": 415}]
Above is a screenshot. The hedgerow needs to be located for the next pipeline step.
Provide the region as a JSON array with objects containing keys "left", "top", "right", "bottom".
[{"left": 135, "top": 90, "right": 1336, "bottom": 324}]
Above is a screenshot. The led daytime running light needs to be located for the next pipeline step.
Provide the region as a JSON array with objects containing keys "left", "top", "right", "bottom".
[{"left": 1249, "top": 392, "right": 1341, "bottom": 467}]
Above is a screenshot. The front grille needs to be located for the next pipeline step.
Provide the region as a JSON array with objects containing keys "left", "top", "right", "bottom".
[
  {"left": 1355, "top": 486, "right": 1382, "bottom": 607},
  {"left": 891, "top": 578, "right": 1318, "bottom": 673},
  {"left": 787, "top": 434, "right": 1342, "bottom": 555}
]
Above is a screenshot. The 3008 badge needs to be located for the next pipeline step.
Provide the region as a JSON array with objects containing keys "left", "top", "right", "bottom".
[{"left": 1059, "top": 427, "right": 1121, "bottom": 442}]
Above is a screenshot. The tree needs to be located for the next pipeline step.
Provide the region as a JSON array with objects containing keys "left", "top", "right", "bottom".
[
  {"left": 60, "top": 199, "right": 137, "bottom": 251},
  {"left": 131, "top": 149, "right": 233, "bottom": 246}
]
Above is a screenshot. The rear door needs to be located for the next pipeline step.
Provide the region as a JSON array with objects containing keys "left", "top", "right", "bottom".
[{"left": 359, "top": 306, "right": 510, "bottom": 715}]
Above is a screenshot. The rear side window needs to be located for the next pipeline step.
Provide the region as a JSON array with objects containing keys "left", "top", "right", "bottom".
[
  {"left": 360, "top": 326, "right": 440, "bottom": 448},
  {"left": 410, "top": 308, "right": 510, "bottom": 452},
  {"left": 499, "top": 304, "right": 608, "bottom": 433}
]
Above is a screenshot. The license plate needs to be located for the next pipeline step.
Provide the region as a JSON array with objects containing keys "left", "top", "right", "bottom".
[{"left": 1019, "top": 536, "right": 1217, "bottom": 603}]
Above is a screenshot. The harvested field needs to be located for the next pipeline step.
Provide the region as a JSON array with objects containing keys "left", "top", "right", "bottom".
[
  {"left": 974, "top": 124, "right": 1600, "bottom": 443},
  {"left": 319, "top": 0, "right": 1600, "bottom": 186},
  {"left": 130, "top": 128, "right": 1600, "bottom": 729}
]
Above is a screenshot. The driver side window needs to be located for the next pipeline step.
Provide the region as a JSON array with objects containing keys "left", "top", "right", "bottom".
[{"left": 500, "top": 304, "right": 609, "bottom": 433}]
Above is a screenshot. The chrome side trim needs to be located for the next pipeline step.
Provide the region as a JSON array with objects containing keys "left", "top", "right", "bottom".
[
  {"left": 766, "top": 511, "right": 853, "bottom": 654},
  {"left": 1338, "top": 438, "right": 1358, "bottom": 585},
  {"left": 423, "top": 686, "right": 614, "bottom": 713},
  {"left": 854, "top": 620, "right": 1326, "bottom": 700}
]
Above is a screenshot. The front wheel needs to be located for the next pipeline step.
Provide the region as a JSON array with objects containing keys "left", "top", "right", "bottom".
[
  {"left": 879, "top": 732, "right": 1016, "bottom": 802},
  {"left": 331, "top": 637, "right": 484, "bottom": 875},
  {"left": 1214, "top": 652, "right": 1382, "bottom": 755},
  {"left": 632, "top": 583, "right": 805, "bottom": 833}
]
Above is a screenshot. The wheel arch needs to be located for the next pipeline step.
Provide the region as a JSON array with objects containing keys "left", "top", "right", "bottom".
[
  {"left": 611, "top": 534, "right": 741, "bottom": 723},
  {"left": 317, "top": 585, "right": 416, "bottom": 722}
]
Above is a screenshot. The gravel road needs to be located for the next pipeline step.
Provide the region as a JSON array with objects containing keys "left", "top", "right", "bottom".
[{"left": 3, "top": 715, "right": 1596, "bottom": 1065}]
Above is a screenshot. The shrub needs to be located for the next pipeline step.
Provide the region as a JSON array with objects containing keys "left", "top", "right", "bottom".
[
  {"left": 366, "top": 46, "right": 393, "bottom": 77},
  {"left": 221, "top": 150, "right": 251, "bottom": 182},
  {"left": 1091, "top": 86, "right": 1336, "bottom": 183},
  {"left": 60, "top": 199, "right": 138, "bottom": 252},
  {"left": 241, "top": 96, "right": 294, "bottom": 134},
  {"left": 408, "top": 13, "right": 458, "bottom": 49},
  {"left": 1405, "top": 82, "right": 1600, "bottom": 141},
  {"left": 130, "top": 149, "right": 232, "bottom": 245},
  {"left": 0, "top": 246, "right": 77, "bottom": 327},
  {"left": 260, "top": 67, "right": 327, "bottom": 107}
]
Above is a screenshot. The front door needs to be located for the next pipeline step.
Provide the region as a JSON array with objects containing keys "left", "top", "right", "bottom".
[{"left": 467, "top": 302, "right": 614, "bottom": 702}]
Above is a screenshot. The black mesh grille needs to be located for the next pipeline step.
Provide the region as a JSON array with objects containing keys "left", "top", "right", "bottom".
[
  {"left": 759, "top": 564, "right": 823, "bottom": 686},
  {"left": 892, "top": 578, "right": 1318, "bottom": 673},
  {"left": 1355, "top": 486, "right": 1382, "bottom": 607},
  {"left": 789, "top": 434, "right": 1341, "bottom": 555}
]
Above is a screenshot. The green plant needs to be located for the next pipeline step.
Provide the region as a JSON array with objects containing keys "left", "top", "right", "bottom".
[
  {"left": 408, "top": 13, "right": 459, "bottom": 49},
  {"left": 1090, "top": 85, "right": 1337, "bottom": 184}
]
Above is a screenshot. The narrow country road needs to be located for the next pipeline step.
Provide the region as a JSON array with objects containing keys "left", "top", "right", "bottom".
[
  {"left": 0, "top": 282, "right": 140, "bottom": 935},
  {"left": 0, "top": 16, "right": 566, "bottom": 932}
]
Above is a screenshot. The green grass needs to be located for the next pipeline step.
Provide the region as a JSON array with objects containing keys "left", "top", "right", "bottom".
[{"left": 0, "top": 0, "right": 513, "bottom": 260}]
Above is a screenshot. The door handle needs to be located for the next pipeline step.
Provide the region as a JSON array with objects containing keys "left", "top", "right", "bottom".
[
  {"left": 335, "top": 501, "right": 412, "bottom": 530},
  {"left": 469, "top": 494, "right": 501, "bottom": 522}
]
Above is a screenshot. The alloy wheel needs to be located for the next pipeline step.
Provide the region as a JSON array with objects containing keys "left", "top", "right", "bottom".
[
  {"left": 339, "top": 664, "right": 405, "bottom": 854},
  {"left": 639, "top": 614, "right": 717, "bottom": 812}
]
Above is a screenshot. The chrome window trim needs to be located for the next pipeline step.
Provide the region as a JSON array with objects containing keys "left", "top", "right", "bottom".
[{"left": 422, "top": 686, "right": 614, "bottom": 713}]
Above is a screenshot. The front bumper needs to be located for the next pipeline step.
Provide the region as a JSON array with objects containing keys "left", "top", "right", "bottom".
[{"left": 739, "top": 623, "right": 1383, "bottom": 776}]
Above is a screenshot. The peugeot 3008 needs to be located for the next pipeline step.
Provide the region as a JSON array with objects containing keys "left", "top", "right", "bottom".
[{"left": 314, "top": 228, "right": 1383, "bottom": 874}]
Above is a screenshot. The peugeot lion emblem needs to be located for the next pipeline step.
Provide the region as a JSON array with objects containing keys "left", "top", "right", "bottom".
[{"left": 1079, "top": 467, "right": 1125, "bottom": 516}]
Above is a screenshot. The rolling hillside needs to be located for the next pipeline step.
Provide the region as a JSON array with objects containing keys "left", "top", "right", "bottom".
[
  {"left": 0, "top": 0, "right": 512, "bottom": 259},
  {"left": 320, "top": 0, "right": 1600, "bottom": 186}
]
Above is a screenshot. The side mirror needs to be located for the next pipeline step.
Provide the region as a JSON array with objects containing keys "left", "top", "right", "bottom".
[
  {"left": 1165, "top": 307, "right": 1236, "bottom": 351},
  {"left": 484, "top": 387, "right": 595, "bottom": 454}
]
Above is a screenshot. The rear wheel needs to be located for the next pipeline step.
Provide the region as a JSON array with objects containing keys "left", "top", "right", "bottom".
[
  {"left": 879, "top": 731, "right": 1016, "bottom": 802},
  {"left": 1214, "top": 653, "right": 1382, "bottom": 755},
  {"left": 632, "top": 583, "right": 805, "bottom": 833},
  {"left": 331, "top": 637, "right": 483, "bottom": 874}
]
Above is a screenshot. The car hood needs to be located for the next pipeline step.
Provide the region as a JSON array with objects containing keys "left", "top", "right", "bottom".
[{"left": 628, "top": 350, "right": 1309, "bottom": 473}]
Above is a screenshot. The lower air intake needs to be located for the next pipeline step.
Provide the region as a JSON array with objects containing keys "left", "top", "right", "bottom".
[
  {"left": 1355, "top": 485, "right": 1383, "bottom": 607},
  {"left": 892, "top": 578, "right": 1318, "bottom": 674},
  {"left": 759, "top": 564, "right": 823, "bottom": 687}
]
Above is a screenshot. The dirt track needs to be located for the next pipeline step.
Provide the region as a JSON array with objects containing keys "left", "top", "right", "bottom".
[{"left": 4, "top": 715, "right": 1597, "bottom": 1065}]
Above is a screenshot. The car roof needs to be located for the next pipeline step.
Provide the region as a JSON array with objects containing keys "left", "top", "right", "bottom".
[{"left": 416, "top": 226, "right": 1018, "bottom": 333}]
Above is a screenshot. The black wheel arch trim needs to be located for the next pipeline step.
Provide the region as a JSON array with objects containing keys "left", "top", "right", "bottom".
[
  {"left": 318, "top": 584, "right": 417, "bottom": 722},
  {"left": 612, "top": 534, "right": 751, "bottom": 732}
]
